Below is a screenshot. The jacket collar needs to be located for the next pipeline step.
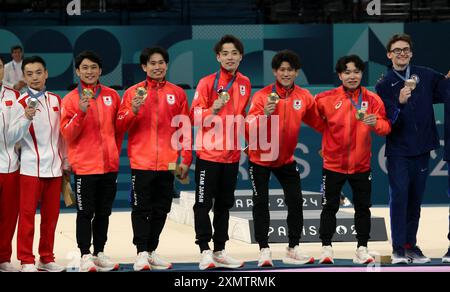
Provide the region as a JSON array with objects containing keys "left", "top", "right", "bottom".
[
  {"left": 80, "top": 80, "right": 101, "bottom": 91},
  {"left": 146, "top": 76, "right": 166, "bottom": 88},
  {"left": 274, "top": 81, "right": 295, "bottom": 98},
  {"left": 220, "top": 66, "right": 238, "bottom": 80}
]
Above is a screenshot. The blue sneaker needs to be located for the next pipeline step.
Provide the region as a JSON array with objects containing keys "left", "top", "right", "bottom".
[
  {"left": 405, "top": 246, "right": 431, "bottom": 264},
  {"left": 442, "top": 247, "right": 450, "bottom": 264},
  {"left": 391, "top": 248, "right": 409, "bottom": 264}
]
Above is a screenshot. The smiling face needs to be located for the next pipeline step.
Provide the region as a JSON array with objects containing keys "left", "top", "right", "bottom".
[
  {"left": 23, "top": 62, "right": 48, "bottom": 91},
  {"left": 338, "top": 62, "right": 362, "bottom": 90},
  {"left": 387, "top": 40, "right": 413, "bottom": 70},
  {"left": 142, "top": 53, "right": 167, "bottom": 82},
  {"left": 273, "top": 61, "right": 299, "bottom": 89},
  {"left": 216, "top": 43, "right": 242, "bottom": 75},
  {"left": 76, "top": 58, "right": 102, "bottom": 86}
]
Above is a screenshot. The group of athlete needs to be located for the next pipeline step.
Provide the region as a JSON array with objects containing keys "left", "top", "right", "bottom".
[{"left": 0, "top": 33, "right": 449, "bottom": 272}]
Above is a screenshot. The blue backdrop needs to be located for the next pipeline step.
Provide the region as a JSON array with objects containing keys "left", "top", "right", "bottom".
[{"left": 1, "top": 23, "right": 448, "bottom": 206}]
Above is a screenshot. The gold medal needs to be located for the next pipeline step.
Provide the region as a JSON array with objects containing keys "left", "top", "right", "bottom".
[
  {"left": 136, "top": 87, "right": 148, "bottom": 101},
  {"left": 267, "top": 92, "right": 280, "bottom": 104},
  {"left": 218, "top": 91, "right": 231, "bottom": 103},
  {"left": 355, "top": 110, "right": 365, "bottom": 121},
  {"left": 404, "top": 78, "right": 416, "bottom": 90},
  {"left": 82, "top": 88, "right": 94, "bottom": 99}
]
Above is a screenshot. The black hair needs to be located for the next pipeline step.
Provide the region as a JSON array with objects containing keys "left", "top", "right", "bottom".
[
  {"left": 22, "top": 56, "right": 46, "bottom": 72},
  {"left": 140, "top": 46, "right": 169, "bottom": 65},
  {"left": 0, "top": 55, "right": 5, "bottom": 66},
  {"left": 214, "top": 35, "right": 244, "bottom": 55},
  {"left": 271, "top": 50, "right": 301, "bottom": 70},
  {"left": 75, "top": 50, "right": 103, "bottom": 69},
  {"left": 11, "top": 45, "right": 23, "bottom": 53},
  {"left": 335, "top": 55, "right": 365, "bottom": 73}
]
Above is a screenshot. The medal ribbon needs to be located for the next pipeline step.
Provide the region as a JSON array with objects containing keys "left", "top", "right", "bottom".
[
  {"left": 348, "top": 89, "right": 363, "bottom": 111},
  {"left": 27, "top": 87, "right": 46, "bottom": 100},
  {"left": 392, "top": 65, "right": 411, "bottom": 81},
  {"left": 213, "top": 70, "right": 237, "bottom": 94}
]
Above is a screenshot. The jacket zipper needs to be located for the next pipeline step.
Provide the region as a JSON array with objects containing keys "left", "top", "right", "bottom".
[
  {"left": 155, "top": 86, "right": 159, "bottom": 170},
  {"left": 347, "top": 100, "right": 352, "bottom": 174},
  {"left": 94, "top": 98, "right": 106, "bottom": 173},
  {"left": 45, "top": 95, "right": 56, "bottom": 177}
]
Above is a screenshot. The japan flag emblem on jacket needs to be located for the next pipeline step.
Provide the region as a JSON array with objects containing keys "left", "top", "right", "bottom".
[
  {"left": 240, "top": 85, "right": 246, "bottom": 96},
  {"left": 167, "top": 94, "right": 175, "bottom": 105},
  {"left": 293, "top": 99, "right": 302, "bottom": 110},
  {"left": 103, "top": 96, "right": 112, "bottom": 106}
]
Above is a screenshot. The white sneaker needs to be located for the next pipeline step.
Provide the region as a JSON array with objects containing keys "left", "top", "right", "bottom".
[
  {"left": 0, "top": 262, "right": 19, "bottom": 272},
  {"left": 133, "top": 252, "right": 151, "bottom": 272},
  {"left": 213, "top": 250, "right": 244, "bottom": 269},
  {"left": 442, "top": 246, "right": 450, "bottom": 264},
  {"left": 353, "top": 246, "right": 375, "bottom": 265},
  {"left": 93, "top": 252, "right": 119, "bottom": 272},
  {"left": 79, "top": 254, "right": 98, "bottom": 272},
  {"left": 319, "top": 245, "right": 334, "bottom": 264},
  {"left": 199, "top": 250, "right": 216, "bottom": 270},
  {"left": 282, "top": 246, "right": 315, "bottom": 265},
  {"left": 258, "top": 248, "right": 274, "bottom": 267},
  {"left": 149, "top": 251, "right": 172, "bottom": 270},
  {"left": 391, "top": 249, "right": 410, "bottom": 265},
  {"left": 21, "top": 264, "right": 38, "bottom": 272},
  {"left": 37, "top": 261, "right": 65, "bottom": 272}
]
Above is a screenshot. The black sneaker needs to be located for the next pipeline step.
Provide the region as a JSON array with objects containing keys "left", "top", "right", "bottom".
[{"left": 405, "top": 246, "right": 431, "bottom": 264}]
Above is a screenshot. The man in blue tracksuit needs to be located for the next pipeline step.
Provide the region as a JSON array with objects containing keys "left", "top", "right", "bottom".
[
  {"left": 441, "top": 75, "right": 450, "bottom": 263},
  {"left": 375, "top": 33, "right": 448, "bottom": 264}
]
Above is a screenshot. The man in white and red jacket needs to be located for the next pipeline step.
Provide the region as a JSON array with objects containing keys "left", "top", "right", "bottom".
[
  {"left": 8, "top": 56, "right": 69, "bottom": 272},
  {"left": 0, "top": 55, "right": 21, "bottom": 272}
]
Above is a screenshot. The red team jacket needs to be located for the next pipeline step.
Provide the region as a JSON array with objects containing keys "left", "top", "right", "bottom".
[
  {"left": 247, "top": 82, "right": 324, "bottom": 168},
  {"left": 61, "top": 83, "right": 121, "bottom": 175},
  {"left": 116, "top": 77, "right": 192, "bottom": 171},
  {"left": 315, "top": 86, "right": 391, "bottom": 174},
  {"left": 190, "top": 67, "right": 251, "bottom": 163}
]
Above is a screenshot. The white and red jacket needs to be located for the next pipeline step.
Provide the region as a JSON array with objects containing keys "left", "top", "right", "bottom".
[
  {"left": 190, "top": 67, "right": 252, "bottom": 163},
  {"left": 61, "top": 82, "right": 121, "bottom": 175},
  {"left": 0, "top": 85, "right": 20, "bottom": 173},
  {"left": 116, "top": 77, "right": 192, "bottom": 171},
  {"left": 246, "top": 82, "right": 324, "bottom": 168},
  {"left": 8, "top": 88, "right": 68, "bottom": 178}
]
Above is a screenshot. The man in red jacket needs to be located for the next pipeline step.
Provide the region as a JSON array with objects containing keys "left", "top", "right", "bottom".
[
  {"left": 315, "top": 55, "right": 391, "bottom": 265},
  {"left": 117, "top": 46, "right": 192, "bottom": 271},
  {"left": 190, "top": 35, "right": 251, "bottom": 270},
  {"left": 246, "top": 50, "right": 323, "bottom": 267},
  {"left": 61, "top": 51, "right": 121, "bottom": 272}
]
